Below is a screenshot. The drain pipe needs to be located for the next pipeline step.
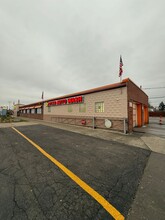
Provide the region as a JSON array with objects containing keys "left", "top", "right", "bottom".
[
  {"left": 93, "top": 117, "right": 95, "bottom": 129},
  {"left": 124, "top": 118, "right": 126, "bottom": 134}
]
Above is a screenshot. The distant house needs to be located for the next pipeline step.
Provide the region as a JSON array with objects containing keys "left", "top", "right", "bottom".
[
  {"left": 13, "top": 103, "right": 24, "bottom": 116},
  {"left": 0, "top": 106, "right": 8, "bottom": 116}
]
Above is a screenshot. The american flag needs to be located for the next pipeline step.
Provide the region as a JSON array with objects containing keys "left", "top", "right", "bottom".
[{"left": 119, "top": 55, "right": 123, "bottom": 77}]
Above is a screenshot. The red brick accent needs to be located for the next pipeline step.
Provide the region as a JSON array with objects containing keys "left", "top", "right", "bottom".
[
  {"left": 127, "top": 80, "right": 148, "bottom": 106},
  {"left": 44, "top": 115, "right": 126, "bottom": 132},
  {"left": 128, "top": 106, "right": 133, "bottom": 132},
  {"left": 20, "top": 113, "right": 43, "bottom": 120},
  {"left": 126, "top": 79, "right": 149, "bottom": 131}
]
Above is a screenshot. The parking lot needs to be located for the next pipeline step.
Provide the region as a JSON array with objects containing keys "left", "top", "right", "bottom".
[
  {"left": 0, "top": 124, "right": 151, "bottom": 220},
  {"left": 133, "top": 117, "right": 165, "bottom": 138}
]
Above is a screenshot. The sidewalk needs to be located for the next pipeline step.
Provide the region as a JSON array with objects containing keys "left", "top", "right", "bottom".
[
  {"left": 127, "top": 152, "right": 165, "bottom": 220},
  {"left": 1, "top": 117, "right": 164, "bottom": 154}
]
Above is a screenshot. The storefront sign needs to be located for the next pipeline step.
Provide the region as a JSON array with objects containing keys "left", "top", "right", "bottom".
[{"left": 47, "top": 96, "right": 83, "bottom": 107}]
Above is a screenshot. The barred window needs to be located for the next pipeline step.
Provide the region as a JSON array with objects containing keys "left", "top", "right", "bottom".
[
  {"left": 79, "top": 103, "right": 86, "bottom": 113},
  {"left": 95, "top": 102, "right": 104, "bottom": 113}
]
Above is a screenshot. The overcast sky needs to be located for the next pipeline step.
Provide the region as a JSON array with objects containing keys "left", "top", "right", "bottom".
[{"left": 0, "top": 0, "right": 165, "bottom": 107}]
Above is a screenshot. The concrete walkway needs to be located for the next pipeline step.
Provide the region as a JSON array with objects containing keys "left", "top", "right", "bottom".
[
  {"left": 127, "top": 152, "right": 165, "bottom": 220},
  {"left": 1, "top": 117, "right": 164, "bottom": 154}
]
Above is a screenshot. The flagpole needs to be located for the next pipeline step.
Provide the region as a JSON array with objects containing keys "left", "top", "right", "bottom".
[
  {"left": 41, "top": 91, "right": 44, "bottom": 100},
  {"left": 119, "top": 55, "right": 123, "bottom": 83}
]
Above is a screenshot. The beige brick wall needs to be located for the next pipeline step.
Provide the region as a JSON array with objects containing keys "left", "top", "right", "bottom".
[{"left": 43, "top": 87, "right": 128, "bottom": 119}]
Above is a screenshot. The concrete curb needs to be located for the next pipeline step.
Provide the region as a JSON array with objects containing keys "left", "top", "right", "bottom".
[{"left": 1, "top": 117, "right": 164, "bottom": 154}]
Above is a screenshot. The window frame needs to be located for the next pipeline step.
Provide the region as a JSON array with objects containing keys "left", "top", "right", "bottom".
[
  {"left": 79, "top": 103, "right": 86, "bottom": 113},
  {"left": 95, "top": 101, "right": 104, "bottom": 113},
  {"left": 68, "top": 105, "right": 73, "bottom": 112}
]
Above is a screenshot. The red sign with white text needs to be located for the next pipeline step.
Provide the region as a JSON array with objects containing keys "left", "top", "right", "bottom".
[{"left": 47, "top": 96, "right": 83, "bottom": 107}]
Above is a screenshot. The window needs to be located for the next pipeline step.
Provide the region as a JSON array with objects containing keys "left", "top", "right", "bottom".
[
  {"left": 31, "top": 109, "right": 35, "bottom": 114},
  {"left": 68, "top": 105, "right": 73, "bottom": 112},
  {"left": 95, "top": 102, "right": 104, "bottom": 113},
  {"left": 27, "top": 109, "right": 30, "bottom": 114},
  {"left": 79, "top": 103, "right": 86, "bottom": 113},
  {"left": 37, "top": 108, "right": 42, "bottom": 114}
]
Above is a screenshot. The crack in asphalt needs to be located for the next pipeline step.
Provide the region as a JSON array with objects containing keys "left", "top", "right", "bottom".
[
  {"left": 0, "top": 126, "right": 151, "bottom": 219},
  {"left": 10, "top": 143, "right": 48, "bottom": 220},
  {"left": 11, "top": 180, "right": 29, "bottom": 220}
]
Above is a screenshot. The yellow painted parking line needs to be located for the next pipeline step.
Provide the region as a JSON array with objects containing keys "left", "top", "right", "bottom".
[{"left": 12, "top": 127, "right": 125, "bottom": 220}]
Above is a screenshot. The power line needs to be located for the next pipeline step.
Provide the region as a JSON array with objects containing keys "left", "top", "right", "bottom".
[
  {"left": 143, "top": 86, "right": 165, "bottom": 90},
  {"left": 149, "top": 96, "right": 165, "bottom": 99}
]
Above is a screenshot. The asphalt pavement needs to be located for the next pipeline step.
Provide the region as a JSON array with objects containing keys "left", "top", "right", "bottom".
[{"left": 0, "top": 124, "right": 149, "bottom": 220}]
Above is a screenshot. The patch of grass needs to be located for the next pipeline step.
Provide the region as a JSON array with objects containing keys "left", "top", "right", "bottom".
[
  {"left": 13, "top": 118, "right": 27, "bottom": 122},
  {"left": 0, "top": 115, "right": 12, "bottom": 123},
  {"left": 0, "top": 116, "right": 27, "bottom": 123}
]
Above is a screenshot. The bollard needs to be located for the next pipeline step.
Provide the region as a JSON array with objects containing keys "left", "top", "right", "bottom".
[{"left": 159, "top": 115, "right": 162, "bottom": 125}]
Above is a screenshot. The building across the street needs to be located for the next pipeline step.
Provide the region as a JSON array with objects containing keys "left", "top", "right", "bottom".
[
  {"left": 13, "top": 102, "right": 24, "bottom": 117},
  {"left": 19, "top": 78, "right": 149, "bottom": 133},
  {"left": 0, "top": 106, "right": 8, "bottom": 116}
]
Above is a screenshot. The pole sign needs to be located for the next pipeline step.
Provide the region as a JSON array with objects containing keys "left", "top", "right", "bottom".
[{"left": 46, "top": 96, "right": 84, "bottom": 107}]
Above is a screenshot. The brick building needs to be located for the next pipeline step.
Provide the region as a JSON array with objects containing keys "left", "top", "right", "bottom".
[
  {"left": 19, "top": 102, "right": 44, "bottom": 120},
  {"left": 19, "top": 78, "right": 149, "bottom": 133}
]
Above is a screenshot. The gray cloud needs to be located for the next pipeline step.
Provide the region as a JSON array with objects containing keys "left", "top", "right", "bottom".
[{"left": 0, "top": 0, "right": 165, "bottom": 107}]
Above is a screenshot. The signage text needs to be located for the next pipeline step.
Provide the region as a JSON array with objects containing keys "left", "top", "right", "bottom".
[{"left": 47, "top": 96, "right": 83, "bottom": 107}]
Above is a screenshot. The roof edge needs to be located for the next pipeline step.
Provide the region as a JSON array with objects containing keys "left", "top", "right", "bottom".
[
  {"left": 20, "top": 78, "right": 131, "bottom": 107},
  {"left": 125, "top": 78, "right": 148, "bottom": 97},
  {"left": 44, "top": 80, "right": 127, "bottom": 103}
]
